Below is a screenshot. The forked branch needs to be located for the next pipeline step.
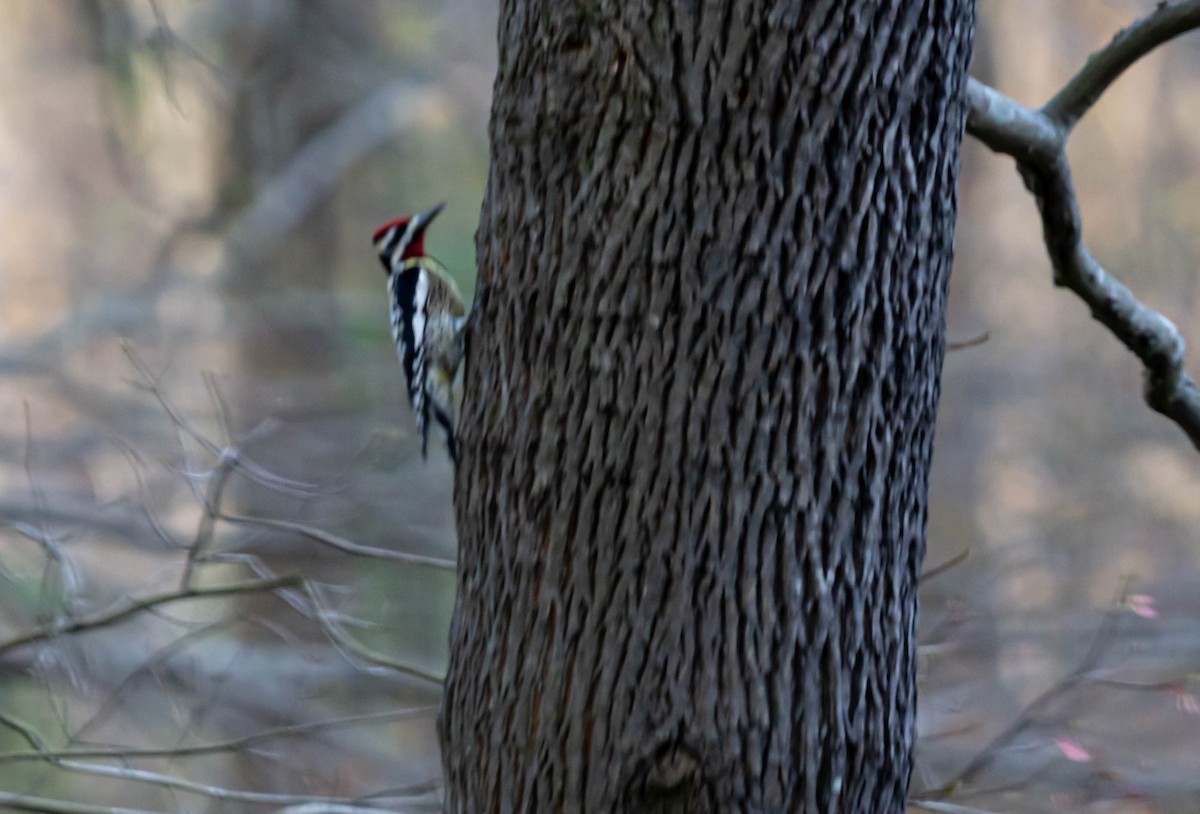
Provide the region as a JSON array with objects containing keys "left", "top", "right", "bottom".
[{"left": 966, "top": 0, "right": 1200, "bottom": 451}]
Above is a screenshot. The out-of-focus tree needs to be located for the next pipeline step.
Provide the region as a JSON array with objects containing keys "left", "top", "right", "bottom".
[{"left": 0, "top": 0, "right": 494, "bottom": 809}]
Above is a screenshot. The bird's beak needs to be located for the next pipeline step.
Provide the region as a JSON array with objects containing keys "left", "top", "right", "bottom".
[{"left": 417, "top": 202, "right": 446, "bottom": 230}]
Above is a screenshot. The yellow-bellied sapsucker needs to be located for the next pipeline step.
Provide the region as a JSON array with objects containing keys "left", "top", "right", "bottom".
[{"left": 373, "top": 202, "right": 466, "bottom": 462}]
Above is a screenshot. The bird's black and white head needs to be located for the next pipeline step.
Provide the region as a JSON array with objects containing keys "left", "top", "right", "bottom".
[{"left": 372, "top": 202, "right": 445, "bottom": 274}]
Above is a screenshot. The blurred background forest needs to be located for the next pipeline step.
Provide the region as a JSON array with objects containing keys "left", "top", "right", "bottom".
[{"left": 0, "top": 1, "right": 1196, "bottom": 812}]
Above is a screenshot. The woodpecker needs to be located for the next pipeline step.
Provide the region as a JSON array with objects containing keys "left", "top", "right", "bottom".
[{"left": 373, "top": 202, "right": 466, "bottom": 461}]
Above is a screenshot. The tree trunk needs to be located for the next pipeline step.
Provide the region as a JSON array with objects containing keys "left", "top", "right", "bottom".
[{"left": 443, "top": 1, "right": 974, "bottom": 811}]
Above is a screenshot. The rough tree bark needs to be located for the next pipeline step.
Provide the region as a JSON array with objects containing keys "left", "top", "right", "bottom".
[{"left": 443, "top": 1, "right": 974, "bottom": 811}]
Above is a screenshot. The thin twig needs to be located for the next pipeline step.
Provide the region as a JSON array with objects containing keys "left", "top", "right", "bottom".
[
  {"left": 220, "top": 513, "right": 456, "bottom": 570},
  {"left": 123, "top": 347, "right": 324, "bottom": 499},
  {"left": 199, "top": 552, "right": 317, "bottom": 618},
  {"left": 116, "top": 443, "right": 182, "bottom": 550},
  {"left": 21, "top": 401, "right": 81, "bottom": 617},
  {"left": 946, "top": 332, "right": 989, "bottom": 352},
  {"left": 182, "top": 446, "right": 238, "bottom": 588},
  {"left": 276, "top": 805, "right": 411, "bottom": 814},
  {"left": 0, "top": 576, "right": 299, "bottom": 656},
  {"left": 303, "top": 583, "right": 444, "bottom": 685},
  {"left": 910, "top": 801, "right": 1004, "bottom": 814},
  {"left": 0, "top": 498, "right": 146, "bottom": 549},
  {"left": 65, "top": 620, "right": 234, "bottom": 746},
  {"left": 0, "top": 790, "right": 163, "bottom": 814},
  {"left": 204, "top": 370, "right": 237, "bottom": 445},
  {"left": 0, "top": 711, "right": 51, "bottom": 754},
  {"left": 122, "top": 343, "right": 219, "bottom": 457},
  {"left": 921, "top": 547, "right": 970, "bottom": 583},
  {"left": 921, "top": 582, "right": 1133, "bottom": 796},
  {"left": 48, "top": 758, "right": 428, "bottom": 808},
  {"left": 0, "top": 707, "right": 435, "bottom": 765}
]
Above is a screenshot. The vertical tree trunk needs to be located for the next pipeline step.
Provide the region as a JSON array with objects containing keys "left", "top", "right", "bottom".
[{"left": 443, "top": 1, "right": 974, "bottom": 811}]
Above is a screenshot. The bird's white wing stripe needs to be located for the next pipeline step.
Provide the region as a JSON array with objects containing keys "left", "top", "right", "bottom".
[
  {"left": 412, "top": 271, "right": 428, "bottom": 358},
  {"left": 410, "top": 270, "right": 430, "bottom": 421}
]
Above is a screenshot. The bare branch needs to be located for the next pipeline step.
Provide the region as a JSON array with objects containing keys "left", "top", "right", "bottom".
[
  {"left": 965, "top": 80, "right": 1061, "bottom": 161},
  {"left": 302, "top": 583, "right": 444, "bottom": 686},
  {"left": 0, "top": 790, "right": 163, "bottom": 814},
  {"left": 919, "top": 582, "right": 1135, "bottom": 796},
  {"left": 0, "top": 707, "right": 435, "bottom": 765},
  {"left": 276, "top": 805, "right": 413, "bottom": 814},
  {"left": 945, "top": 333, "right": 989, "bottom": 353},
  {"left": 203, "top": 370, "right": 238, "bottom": 446},
  {"left": 224, "top": 79, "right": 445, "bottom": 262},
  {"left": 22, "top": 402, "right": 82, "bottom": 616},
  {"left": 116, "top": 444, "right": 182, "bottom": 551},
  {"left": 910, "top": 802, "right": 1003, "bottom": 814},
  {"left": 0, "top": 576, "right": 299, "bottom": 656},
  {"left": 0, "top": 642, "right": 437, "bottom": 807},
  {"left": 182, "top": 447, "right": 238, "bottom": 588},
  {"left": 0, "top": 498, "right": 150, "bottom": 549},
  {"left": 0, "top": 710, "right": 50, "bottom": 754},
  {"left": 1044, "top": 0, "right": 1200, "bottom": 130},
  {"left": 219, "top": 513, "right": 456, "bottom": 570},
  {"left": 965, "top": 3, "right": 1200, "bottom": 450},
  {"left": 920, "top": 547, "right": 970, "bottom": 583},
  {"left": 47, "top": 758, "right": 431, "bottom": 809},
  {"left": 64, "top": 620, "right": 236, "bottom": 744},
  {"left": 121, "top": 342, "right": 219, "bottom": 457},
  {"left": 123, "top": 347, "right": 329, "bottom": 500}
]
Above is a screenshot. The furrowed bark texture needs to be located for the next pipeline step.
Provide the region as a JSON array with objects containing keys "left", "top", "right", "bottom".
[{"left": 443, "top": 1, "right": 974, "bottom": 811}]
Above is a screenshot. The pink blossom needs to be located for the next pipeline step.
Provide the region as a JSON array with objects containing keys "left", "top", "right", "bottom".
[
  {"left": 1126, "top": 594, "right": 1159, "bottom": 620},
  {"left": 1054, "top": 737, "right": 1092, "bottom": 763},
  {"left": 1176, "top": 692, "right": 1200, "bottom": 716}
]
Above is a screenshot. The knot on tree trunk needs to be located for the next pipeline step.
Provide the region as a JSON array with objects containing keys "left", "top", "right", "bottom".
[{"left": 623, "top": 742, "right": 714, "bottom": 814}]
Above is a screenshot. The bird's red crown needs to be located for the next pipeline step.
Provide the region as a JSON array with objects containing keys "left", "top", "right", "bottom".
[
  {"left": 373, "top": 216, "right": 425, "bottom": 259},
  {"left": 373, "top": 216, "right": 410, "bottom": 244}
]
